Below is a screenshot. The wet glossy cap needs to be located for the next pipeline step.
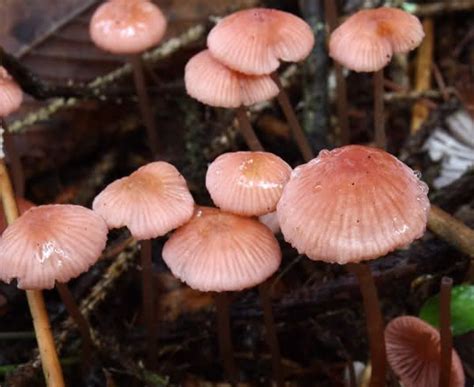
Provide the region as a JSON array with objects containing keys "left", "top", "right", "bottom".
[
  {"left": 208, "top": 8, "right": 314, "bottom": 75},
  {"left": 329, "top": 7, "right": 424, "bottom": 72},
  {"left": 0, "top": 67, "right": 23, "bottom": 117},
  {"left": 90, "top": 0, "right": 167, "bottom": 54},
  {"left": 162, "top": 207, "right": 281, "bottom": 292},
  {"left": 93, "top": 161, "right": 194, "bottom": 240},
  {"left": 277, "top": 145, "right": 430, "bottom": 264},
  {"left": 185, "top": 50, "right": 279, "bottom": 108},
  {"left": 0, "top": 205, "right": 108, "bottom": 289},
  {"left": 385, "top": 316, "right": 465, "bottom": 387},
  {"left": 206, "top": 151, "right": 291, "bottom": 216}
]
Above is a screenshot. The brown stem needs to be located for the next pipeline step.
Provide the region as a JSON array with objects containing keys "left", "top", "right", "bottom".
[
  {"left": 215, "top": 292, "right": 238, "bottom": 386},
  {"left": 140, "top": 239, "right": 157, "bottom": 369},
  {"left": 346, "top": 262, "right": 386, "bottom": 387},
  {"left": 130, "top": 55, "right": 160, "bottom": 158},
  {"left": 373, "top": 70, "right": 386, "bottom": 149},
  {"left": 235, "top": 107, "right": 264, "bottom": 151},
  {"left": 0, "top": 160, "right": 64, "bottom": 387},
  {"left": 1, "top": 120, "right": 24, "bottom": 196},
  {"left": 56, "top": 283, "right": 93, "bottom": 369},
  {"left": 439, "top": 276, "right": 453, "bottom": 387},
  {"left": 270, "top": 73, "right": 314, "bottom": 161},
  {"left": 324, "top": 0, "right": 350, "bottom": 146},
  {"left": 258, "top": 282, "right": 284, "bottom": 386}
]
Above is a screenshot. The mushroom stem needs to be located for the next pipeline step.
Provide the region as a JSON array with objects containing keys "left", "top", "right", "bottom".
[
  {"left": 439, "top": 276, "right": 453, "bottom": 387},
  {"left": 215, "top": 292, "right": 238, "bottom": 386},
  {"left": 373, "top": 69, "right": 386, "bottom": 149},
  {"left": 140, "top": 239, "right": 157, "bottom": 369},
  {"left": 0, "top": 120, "right": 24, "bottom": 196},
  {"left": 130, "top": 54, "right": 160, "bottom": 158},
  {"left": 56, "top": 283, "right": 93, "bottom": 369},
  {"left": 346, "top": 262, "right": 386, "bottom": 387},
  {"left": 270, "top": 72, "right": 314, "bottom": 161},
  {"left": 0, "top": 160, "right": 65, "bottom": 387},
  {"left": 323, "top": 0, "right": 350, "bottom": 146},
  {"left": 235, "top": 107, "right": 264, "bottom": 151},
  {"left": 258, "top": 282, "right": 284, "bottom": 386}
]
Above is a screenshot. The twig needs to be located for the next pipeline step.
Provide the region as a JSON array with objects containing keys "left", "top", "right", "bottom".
[
  {"left": 411, "top": 19, "right": 434, "bottom": 133},
  {"left": 407, "top": 0, "right": 474, "bottom": 16},
  {"left": 8, "top": 24, "right": 206, "bottom": 133}
]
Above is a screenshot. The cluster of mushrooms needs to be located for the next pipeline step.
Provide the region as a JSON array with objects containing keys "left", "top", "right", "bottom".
[{"left": 0, "top": 0, "right": 467, "bottom": 386}]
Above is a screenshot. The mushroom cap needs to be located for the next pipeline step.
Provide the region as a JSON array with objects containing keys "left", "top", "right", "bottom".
[
  {"left": 90, "top": 0, "right": 167, "bottom": 54},
  {"left": 206, "top": 151, "right": 291, "bottom": 216},
  {"left": 385, "top": 316, "right": 465, "bottom": 387},
  {"left": 0, "top": 197, "right": 35, "bottom": 233},
  {"left": 329, "top": 7, "right": 424, "bottom": 72},
  {"left": 0, "top": 204, "right": 108, "bottom": 290},
  {"left": 277, "top": 145, "right": 430, "bottom": 264},
  {"left": 162, "top": 206, "right": 281, "bottom": 292},
  {"left": 0, "top": 67, "right": 23, "bottom": 117},
  {"left": 207, "top": 8, "right": 314, "bottom": 75},
  {"left": 185, "top": 50, "right": 279, "bottom": 108},
  {"left": 93, "top": 161, "right": 194, "bottom": 240}
]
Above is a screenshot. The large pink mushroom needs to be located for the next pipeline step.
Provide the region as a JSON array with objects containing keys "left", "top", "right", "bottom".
[
  {"left": 277, "top": 145, "right": 430, "bottom": 386},
  {"left": 93, "top": 161, "right": 194, "bottom": 366}
]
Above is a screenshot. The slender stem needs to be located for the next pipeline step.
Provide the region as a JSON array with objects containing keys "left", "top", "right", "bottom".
[
  {"left": 130, "top": 55, "right": 160, "bottom": 158},
  {"left": 439, "top": 277, "right": 453, "bottom": 387},
  {"left": 346, "top": 262, "right": 386, "bottom": 387},
  {"left": 1, "top": 120, "right": 24, "bottom": 196},
  {"left": 215, "top": 292, "right": 238, "bottom": 386},
  {"left": 235, "top": 107, "right": 264, "bottom": 151},
  {"left": 324, "top": 0, "right": 350, "bottom": 146},
  {"left": 347, "top": 359, "right": 357, "bottom": 387},
  {"left": 56, "top": 283, "right": 93, "bottom": 368},
  {"left": 258, "top": 282, "right": 284, "bottom": 387},
  {"left": 270, "top": 73, "right": 314, "bottom": 161},
  {"left": 373, "top": 70, "right": 386, "bottom": 149},
  {"left": 140, "top": 239, "right": 157, "bottom": 369},
  {"left": 0, "top": 160, "right": 64, "bottom": 387}
]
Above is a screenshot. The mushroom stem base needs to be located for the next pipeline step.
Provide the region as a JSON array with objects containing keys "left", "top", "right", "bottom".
[
  {"left": 259, "top": 282, "right": 284, "bottom": 387},
  {"left": 215, "top": 292, "right": 238, "bottom": 386},
  {"left": 346, "top": 262, "right": 386, "bottom": 387}
]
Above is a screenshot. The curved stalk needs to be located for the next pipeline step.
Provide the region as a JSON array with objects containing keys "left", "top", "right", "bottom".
[
  {"left": 0, "top": 161, "right": 64, "bottom": 387},
  {"left": 235, "top": 107, "right": 264, "bottom": 151},
  {"left": 373, "top": 70, "right": 386, "bottom": 149},
  {"left": 346, "top": 262, "right": 386, "bottom": 387},
  {"left": 439, "top": 277, "right": 453, "bottom": 387}
]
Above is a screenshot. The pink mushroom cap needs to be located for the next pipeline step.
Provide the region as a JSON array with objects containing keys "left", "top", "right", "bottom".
[
  {"left": 385, "top": 316, "right": 465, "bottom": 387},
  {"left": 185, "top": 50, "right": 279, "bottom": 108},
  {"left": 0, "top": 197, "right": 35, "bottom": 233},
  {"left": 329, "top": 7, "right": 424, "bottom": 72},
  {"left": 277, "top": 145, "right": 430, "bottom": 264},
  {"left": 207, "top": 8, "right": 314, "bottom": 75},
  {"left": 0, "top": 67, "right": 23, "bottom": 117},
  {"left": 93, "top": 161, "right": 194, "bottom": 240},
  {"left": 90, "top": 0, "right": 167, "bottom": 54},
  {"left": 162, "top": 207, "right": 281, "bottom": 292},
  {"left": 0, "top": 204, "right": 108, "bottom": 290},
  {"left": 206, "top": 151, "right": 291, "bottom": 216}
]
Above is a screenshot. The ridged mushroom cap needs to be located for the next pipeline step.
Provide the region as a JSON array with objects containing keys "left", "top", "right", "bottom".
[
  {"left": 277, "top": 145, "right": 430, "bottom": 264},
  {"left": 90, "top": 0, "right": 167, "bottom": 54},
  {"left": 185, "top": 50, "right": 279, "bottom": 108},
  {"left": 329, "top": 7, "right": 424, "bottom": 72},
  {"left": 208, "top": 8, "right": 314, "bottom": 75},
  {"left": 93, "top": 161, "right": 194, "bottom": 240},
  {"left": 206, "top": 151, "right": 291, "bottom": 216},
  {"left": 385, "top": 316, "right": 465, "bottom": 387},
  {"left": 162, "top": 207, "right": 281, "bottom": 292},
  {"left": 0, "top": 67, "right": 22, "bottom": 117},
  {"left": 0, "top": 205, "right": 108, "bottom": 290}
]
